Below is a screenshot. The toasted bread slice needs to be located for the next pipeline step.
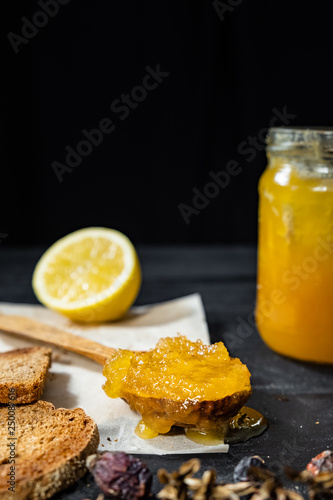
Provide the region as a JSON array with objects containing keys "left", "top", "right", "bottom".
[
  {"left": 0, "top": 347, "right": 52, "bottom": 404},
  {"left": 0, "top": 401, "right": 99, "bottom": 500}
]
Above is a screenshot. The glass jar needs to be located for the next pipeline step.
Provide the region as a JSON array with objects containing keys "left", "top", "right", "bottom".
[{"left": 256, "top": 127, "right": 333, "bottom": 363}]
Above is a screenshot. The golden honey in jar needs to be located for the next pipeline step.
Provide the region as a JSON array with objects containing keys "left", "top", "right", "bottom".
[{"left": 256, "top": 127, "right": 333, "bottom": 363}]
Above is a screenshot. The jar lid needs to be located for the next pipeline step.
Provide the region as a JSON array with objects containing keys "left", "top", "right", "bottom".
[{"left": 267, "top": 127, "right": 333, "bottom": 159}]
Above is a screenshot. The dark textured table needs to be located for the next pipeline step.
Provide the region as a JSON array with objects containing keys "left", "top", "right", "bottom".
[{"left": 1, "top": 245, "right": 333, "bottom": 498}]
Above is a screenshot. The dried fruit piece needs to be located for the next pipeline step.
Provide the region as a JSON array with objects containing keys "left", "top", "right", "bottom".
[
  {"left": 306, "top": 450, "right": 333, "bottom": 476},
  {"left": 233, "top": 455, "right": 267, "bottom": 482},
  {"left": 87, "top": 452, "right": 152, "bottom": 500}
]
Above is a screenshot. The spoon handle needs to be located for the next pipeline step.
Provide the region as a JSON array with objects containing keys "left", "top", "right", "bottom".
[{"left": 0, "top": 314, "right": 115, "bottom": 365}]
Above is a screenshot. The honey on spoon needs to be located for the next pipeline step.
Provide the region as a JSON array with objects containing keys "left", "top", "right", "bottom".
[
  {"left": 102, "top": 335, "right": 264, "bottom": 440},
  {"left": 0, "top": 315, "right": 266, "bottom": 443}
]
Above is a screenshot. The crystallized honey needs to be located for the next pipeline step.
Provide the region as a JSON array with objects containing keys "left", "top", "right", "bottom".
[
  {"left": 256, "top": 128, "right": 333, "bottom": 363},
  {"left": 103, "top": 335, "right": 251, "bottom": 438}
]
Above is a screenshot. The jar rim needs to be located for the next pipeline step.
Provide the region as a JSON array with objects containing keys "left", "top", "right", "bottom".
[{"left": 267, "top": 127, "right": 333, "bottom": 159}]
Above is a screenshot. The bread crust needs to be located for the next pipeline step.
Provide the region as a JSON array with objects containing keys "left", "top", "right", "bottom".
[
  {"left": 0, "top": 347, "right": 52, "bottom": 404},
  {"left": 0, "top": 401, "right": 99, "bottom": 500}
]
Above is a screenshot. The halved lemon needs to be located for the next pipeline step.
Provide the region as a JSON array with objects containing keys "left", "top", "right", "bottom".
[{"left": 32, "top": 227, "right": 141, "bottom": 322}]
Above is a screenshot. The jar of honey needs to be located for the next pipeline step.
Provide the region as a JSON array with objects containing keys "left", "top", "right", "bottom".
[{"left": 256, "top": 127, "right": 333, "bottom": 363}]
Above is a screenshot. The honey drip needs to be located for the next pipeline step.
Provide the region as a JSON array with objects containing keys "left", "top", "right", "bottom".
[{"left": 185, "top": 407, "right": 267, "bottom": 446}]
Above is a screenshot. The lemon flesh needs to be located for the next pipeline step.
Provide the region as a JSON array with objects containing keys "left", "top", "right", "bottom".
[{"left": 32, "top": 227, "right": 141, "bottom": 322}]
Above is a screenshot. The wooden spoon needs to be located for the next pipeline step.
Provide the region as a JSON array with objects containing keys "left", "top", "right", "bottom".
[{"left": 0, "top": 314, "right": 114, "bottom": 365}]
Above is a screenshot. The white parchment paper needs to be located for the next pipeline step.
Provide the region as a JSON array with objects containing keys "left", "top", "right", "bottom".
[{"left": 0, "top": 294, "right": 228, "bottom": 454}]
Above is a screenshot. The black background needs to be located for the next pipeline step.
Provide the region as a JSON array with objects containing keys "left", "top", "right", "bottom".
[{"left": 2, "top": 0, "right": 333, "bottom": 246}]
